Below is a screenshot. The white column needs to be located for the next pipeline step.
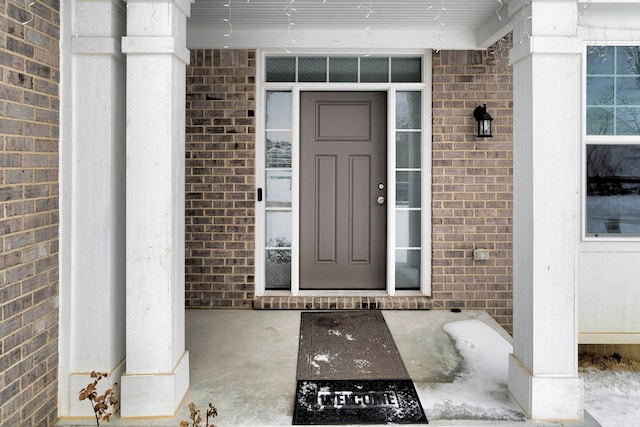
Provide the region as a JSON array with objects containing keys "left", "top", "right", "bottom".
[
  {"left": 508, "top": 0, "right": 584, "bottom": 421},
  {"left": 120, "top": 0, "right": 193, "bottom": 418},
  {"left": 59, "top": 0, "right": 127, "bottom": 417}
]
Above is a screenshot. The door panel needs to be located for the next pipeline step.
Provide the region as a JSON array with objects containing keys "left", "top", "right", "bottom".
[
  {"left": 316, "top": 155, "right": 337, "bottom": 263},
  {"left": 300, "top": 92, "right": 387, "bottom": 290},
  {"left": 350, "top": 155, "right": 371, "bottom": 263}
]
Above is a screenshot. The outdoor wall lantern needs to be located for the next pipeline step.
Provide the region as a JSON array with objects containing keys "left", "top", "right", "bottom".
[{"left": 473, "top": 104, "right": 493, "bottom": 137}]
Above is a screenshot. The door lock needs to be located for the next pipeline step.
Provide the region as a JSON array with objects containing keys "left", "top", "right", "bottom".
[
  {"left": 378, "top": 183, "right": 385, "bottom": 190},
  {"left": 377, "top": 196, "right": 385, "bottom": 205}
]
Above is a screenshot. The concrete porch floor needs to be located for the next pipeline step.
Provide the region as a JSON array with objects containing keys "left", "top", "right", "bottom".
[{"left": 60, "top": 309, "right": 600, "bottom": 427}]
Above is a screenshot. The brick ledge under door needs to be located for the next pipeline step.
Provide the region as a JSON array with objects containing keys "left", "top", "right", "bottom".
[{"left": 253, "top": 296, "right": 433, "bottom": 310}]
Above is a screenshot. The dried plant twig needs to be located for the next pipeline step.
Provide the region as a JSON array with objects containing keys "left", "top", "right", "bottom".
[
  {"left": 78, "top": 371, "right": 120, "bottom": 426},
  {"left": 180, "top": 402, "right": 218, "bottom": 427}
]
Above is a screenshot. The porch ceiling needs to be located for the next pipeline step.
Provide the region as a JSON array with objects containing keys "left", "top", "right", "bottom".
[{"left": 187, "top": 0, "right": 513, "bottom": 50}]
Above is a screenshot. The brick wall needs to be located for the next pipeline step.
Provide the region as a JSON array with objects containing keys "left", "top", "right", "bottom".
[
  {"left": 185, "top": 49, "right": 256, "bottom": 308},
  {"left": 431, "top": 36, "right": 514, "bottom": 331},
  {"left": 1, "top": 0, "right": 60, "bottom": 425},
  {"left": 184, "top": 45, "right": 514, "bottom": 331}
]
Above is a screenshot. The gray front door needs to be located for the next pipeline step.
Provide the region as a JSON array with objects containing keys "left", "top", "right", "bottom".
[{"left": 300, "top": 92, "right": 387, "bottom": 289}]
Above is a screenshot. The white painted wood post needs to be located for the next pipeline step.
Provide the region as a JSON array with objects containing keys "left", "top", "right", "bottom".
[
  {"left": 507, "top": 0, "right": 584, "bottom": 421},
  {"left": 120, "top": 0, "right": 193, "bottom": 418},
  {"left": 58, "top": 0, "right": 127, "bottom": 417}
]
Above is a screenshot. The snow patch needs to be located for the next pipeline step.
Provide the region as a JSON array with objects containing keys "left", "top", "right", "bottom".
[
  {"left": 582, "top": 367, "right": 640, "bottom": 427},
  {"left": 353, "top": 359, "right": 372, "bottom": 371},
  {"left": 417, "top": 318, "right": 640, "bottom": 426},
  {"left": 417, "top": 319, "right": 525, "bottom": 421},
  {"left": 314, "top": 354, "right": 331, "bottom": 363}
]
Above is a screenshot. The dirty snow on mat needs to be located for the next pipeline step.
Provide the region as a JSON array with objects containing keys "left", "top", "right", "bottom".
[
  {"left": 581, "top": 367, "right": 640, "bottom": 427},
  {"left": 417, "top": 319, "right": 526, "bottom": 421}
]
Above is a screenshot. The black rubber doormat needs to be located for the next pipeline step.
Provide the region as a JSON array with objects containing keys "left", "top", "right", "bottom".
[
  {"left": 293, "top": 311, "right": 428, "bottom": 424},
  {"left": 293, "top": 379, "right": 428, "bottom": 424}
]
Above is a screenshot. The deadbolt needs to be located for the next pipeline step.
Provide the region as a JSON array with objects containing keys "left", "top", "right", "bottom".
[
  {"left": 377, "top": 196, "right": 385, "bottom": 205},
  {"left": 378, "top": 183, "right": 385, "bottom": 190}
]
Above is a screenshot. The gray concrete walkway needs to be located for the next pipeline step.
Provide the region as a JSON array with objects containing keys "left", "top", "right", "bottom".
[{"left": 59, "top": 309, "right": 599, "bottom": 427}]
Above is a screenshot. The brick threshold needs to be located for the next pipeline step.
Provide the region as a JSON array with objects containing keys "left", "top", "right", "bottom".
[{"left": 254, "top": 296, "right": 433, "bottom": 310}]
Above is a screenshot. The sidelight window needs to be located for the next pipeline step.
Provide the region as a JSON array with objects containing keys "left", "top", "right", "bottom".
[
  {"left": 265, "top": 91, "right": 293, "bottom": 288},
  {"left": 395, "top": 92, "right": 422, "bottom": 289}
]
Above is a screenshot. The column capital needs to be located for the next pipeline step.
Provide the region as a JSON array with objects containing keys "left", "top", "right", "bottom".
[
  {"left": 508, "top": 0, "right": 581, "bottom": 64},
  {"left": 509, "top": 0, "right": 579, "bottom": 17},
  {"left": 510, "top": 35, "right": 582, "bottom": 65},
  {"left": 125, "top": 0, "right": 194, "bottom": 19},
  {"left": 121, "top": 36, "right": 191, "bottom": 64},
  {"left": 71, "top": 37, "right": 124, "bottom": 59}
]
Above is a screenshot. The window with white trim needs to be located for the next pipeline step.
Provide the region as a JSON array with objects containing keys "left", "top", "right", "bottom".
[{"left": 585, "top": 45, "right": 640, "bottom": 237}]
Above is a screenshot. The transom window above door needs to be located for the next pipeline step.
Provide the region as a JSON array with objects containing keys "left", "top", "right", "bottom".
[{"left": 265, "top": 56, "right": 422, "bottom": 83}]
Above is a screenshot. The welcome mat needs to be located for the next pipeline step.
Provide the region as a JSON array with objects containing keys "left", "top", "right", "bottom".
[{"left": 293, "top": 311, "right": 428, "bottom": 424}]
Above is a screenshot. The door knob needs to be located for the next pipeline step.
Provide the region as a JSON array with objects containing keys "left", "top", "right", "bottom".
[{"left": 377, "top": 196, "right": 385, "bottom": 205}]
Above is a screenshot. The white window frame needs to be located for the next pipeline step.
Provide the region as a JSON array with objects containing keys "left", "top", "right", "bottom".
[
  {"left": 255, "top": 49, "right": 432, "bottom": 297},
  {"left": 582, "top": 42, "right": 640, "bottom": 245}
]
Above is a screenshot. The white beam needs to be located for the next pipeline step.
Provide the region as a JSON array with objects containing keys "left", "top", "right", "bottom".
[
  {"left": 477, "top": 4, "right": 513, "bottom": 50},
  {"left": 187, "top": 26, "right": 479, "bottom": 50}
]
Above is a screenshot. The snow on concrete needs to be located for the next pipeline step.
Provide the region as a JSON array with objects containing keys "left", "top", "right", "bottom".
[
  {"left": 417, "top": 319, "right": 526, "bottom": 421},
  {"left": 582, "top": 367, "right": 640, "bottom": 427},
  {"left": 418, "top": 318, "right": 640, "bottom": 426}
]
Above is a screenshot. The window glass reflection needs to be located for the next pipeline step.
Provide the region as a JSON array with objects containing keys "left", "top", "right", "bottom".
[
  {"left": 266, "top": 92, "right": 292, "bottom": 129},
  {"left": 265, "top": 131, "right": 292, "bottom": 168},
  {"left": 396, "top": 210, "right": 421, "bottom": 247},
  {"left": 298, "top": 57, "right": 327, "bottom": 82},
  {"left": 266, "top": 57, "right": 296, "bottom": 82},
  {"left": 395, "top": 249, "right": 420, "bottom": 289},
  {"left": 360, "top": 57, "right": 389, "bottom": 82},
  {"left": 587, "top": 46, "right": 614, "bottom": 75},
  {"left": 616, "top": 46, "right": 640, "bottom": 75},
  {"left": 396, "top": 171, "right": 421, "bottom": 208},
  {"left": 266, "top": 211, "right": 292, "bottom": 243},
  {"left": 586, "top": 144, "right": 640, "bottom": 235},
  {"left": 396, "top": 132, "right": 421, "bottom": 168},
  {"left": 391, "top": 57, "right": 421, "bottom": 83},
  {"left": 396, "top": 92, "right": 422, "bottom": 129},
  {"left": 329, "top": 57, "right": 358, "bottom": 82},
  {"left": 586, "top": 46, "right": 640, "bottom": 135},
  {"left": 265, "top": 249, "right": 291, "bottom": 289},
  {"left": 266, "top": 171, "right": 292, "bottom": 208}
]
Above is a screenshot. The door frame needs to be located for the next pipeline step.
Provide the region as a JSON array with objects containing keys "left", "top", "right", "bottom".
[{"left": 255, "top": 49, "right": 432, "bottom": 298}]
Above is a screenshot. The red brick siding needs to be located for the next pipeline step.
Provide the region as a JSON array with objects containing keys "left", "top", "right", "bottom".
[
  {"left": 431, "top": 36, "right": 514, "bottom": 331},
  {"left": 184, "top": 43, "right": 514, "bottom": 333},
  {"left": 185, "top": 49, "right": 256, "bottom": 308}
]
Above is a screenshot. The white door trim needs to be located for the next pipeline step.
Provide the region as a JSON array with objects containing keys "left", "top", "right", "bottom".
[{"left": 255, "top": 49, "right": 432, "bottom": 298}]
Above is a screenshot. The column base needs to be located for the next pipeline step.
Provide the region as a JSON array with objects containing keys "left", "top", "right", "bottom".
[
  {"left": 120, "top": 351, "right": 190, "bottom": 418},
  {"left": 508, "top": 353, "right": 584, "bottom": 422},
  {"left": 65, "top": 360, "right": 126, "bottom": 418}
]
